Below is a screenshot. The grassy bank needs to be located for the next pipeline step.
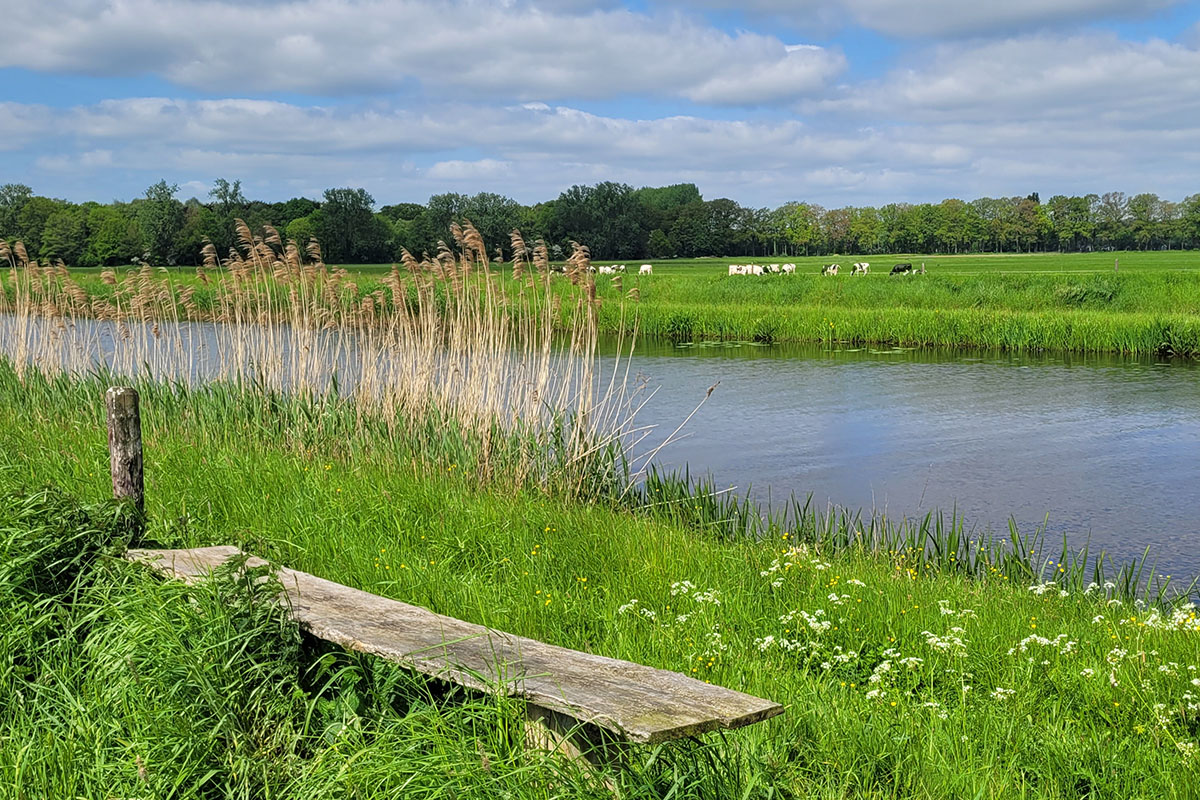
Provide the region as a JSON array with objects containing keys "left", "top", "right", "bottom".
[
  {"left": 7, "top": 242, "right": 1200, "bottom": 354},
  {"left": 1, "top": 367, "right": 1198, "bottom": 798}
]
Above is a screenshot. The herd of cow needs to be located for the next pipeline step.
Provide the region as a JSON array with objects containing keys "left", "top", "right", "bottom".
[
  {"left": 730, "top": 260, "right": 927, "bottom": 276},
  {"left": 541, "top": 261, "right": 927, "bottom": 277}
]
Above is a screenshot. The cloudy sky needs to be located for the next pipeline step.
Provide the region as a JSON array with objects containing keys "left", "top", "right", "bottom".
[{"left": 2, "top": 0, "right": 1199, "bottom": 207}]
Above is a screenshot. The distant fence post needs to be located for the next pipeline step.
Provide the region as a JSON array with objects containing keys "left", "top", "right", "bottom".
[{"left": 106, "top": 387, "right": 144, "bottom": 516}]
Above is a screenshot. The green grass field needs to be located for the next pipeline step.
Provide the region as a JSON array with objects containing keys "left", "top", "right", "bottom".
[
  {"left": 1, "top": 366, "right": 1198, "bottom": 798},
  {"left": 71, "top": 250, "right": 1199, "bottom": 354}
]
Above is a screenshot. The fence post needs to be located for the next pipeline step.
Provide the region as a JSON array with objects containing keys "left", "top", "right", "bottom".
[{"left": 106, "top": 387, "right": 144, "bottom": 517}]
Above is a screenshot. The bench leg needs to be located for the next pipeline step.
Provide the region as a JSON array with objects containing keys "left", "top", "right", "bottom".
[{"left": 525, "top": 704, "right": 625, "bottom": 794}]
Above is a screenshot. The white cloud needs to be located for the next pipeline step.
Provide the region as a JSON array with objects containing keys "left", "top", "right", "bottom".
[
  {"left": 818, "top": 33, "right": 1200, "bottom": 122},
  {"left": 0, "top": 103, "right": 55, "bottom": 151},
  {"left": 425, "top": 159, "right": 515, "bottom": 180},
  {"left": 668, "top": 0, "right": 1180, "bottom": 37},
  {"left": 0, "top": 0, "right": 843, "bottom": 105}
]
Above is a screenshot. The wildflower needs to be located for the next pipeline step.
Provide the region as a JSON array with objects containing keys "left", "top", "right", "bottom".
[
  {"left": 670, "top": 580, "right": 696, "bottom": 597},
  {"left": 1080, "top": 668, "right": 1095, "bottom": 678},
  {"left": 990, "top": 687, "right": 1016, "bottom": 701}
]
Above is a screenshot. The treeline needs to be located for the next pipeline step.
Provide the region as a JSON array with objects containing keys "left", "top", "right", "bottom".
[{"left": 2, "top": 180, "right": 1200, "bottom": 266}]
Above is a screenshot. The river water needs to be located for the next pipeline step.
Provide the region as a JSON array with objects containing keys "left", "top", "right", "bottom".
[
  {"left": 4, "top": 311, "right": 1198, "bottom": 579},
  {"left": 617, "top": 340, "right": 1200, "bottom": 580}
]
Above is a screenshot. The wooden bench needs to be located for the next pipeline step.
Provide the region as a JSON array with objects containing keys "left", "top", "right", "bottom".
[{"left": 125, "top": 546, "right": 783, "bottom": 762}]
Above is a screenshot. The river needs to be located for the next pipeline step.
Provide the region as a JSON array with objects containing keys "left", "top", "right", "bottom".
[
  {"left": 618, "top": 339, "right": 1200, "bottom": 581},
  {"left": 4, "top": 310, "right": 1198, "bottom": 579}
]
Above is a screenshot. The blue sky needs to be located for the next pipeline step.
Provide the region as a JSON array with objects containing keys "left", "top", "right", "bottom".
[{"left": 2, "top": 0, "right": 1198, "bottom": 208}]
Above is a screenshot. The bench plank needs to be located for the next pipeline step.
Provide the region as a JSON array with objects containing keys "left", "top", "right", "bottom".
[{"left": 125, "top": 546, "right": 783, "bottom": 744}]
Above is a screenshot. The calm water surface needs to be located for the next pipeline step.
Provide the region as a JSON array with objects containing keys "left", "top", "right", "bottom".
[
  {"left": 6, "top": 311, "right": 1198, "bottom": 578},
  {"left": 616, "top": 340, "right": 1200, "bottom": 580}
]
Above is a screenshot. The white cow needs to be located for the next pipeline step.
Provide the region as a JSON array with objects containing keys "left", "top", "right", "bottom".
[
  {"left": 598, "top": 265, "right": 614, "bottom": 274},
  {"left": 729, "top": 264, "right": 743, "bottom": 275},
  {"left": 852, "top": 262, "right": 870, "bottom": 275},
  {"left": 821, "top": 263, "right": 840, "bottom": 276},
  {"left": 750, "top": 264, "right": 763, "bottom": 275},
  {"left": 781, "top": 263, "right": 796, "bottom": 274},
  {"left": 639, "top": 264, "right": 653, "bottom": 275}
]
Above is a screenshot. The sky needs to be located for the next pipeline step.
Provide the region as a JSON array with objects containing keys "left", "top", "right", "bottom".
[{"left": 1, "top": 0, "right": 1199, "bottom": 208}]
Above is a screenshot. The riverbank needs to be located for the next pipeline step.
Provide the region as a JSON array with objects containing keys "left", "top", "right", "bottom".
[
  {"left": 19, "top": 248, "right": 1200, "bottom": 356},
  {"left": 1, "top": 366, "right": 1197, "bottom": 798}
]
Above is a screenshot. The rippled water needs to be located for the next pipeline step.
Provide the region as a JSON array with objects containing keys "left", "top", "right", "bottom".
[{"left": 618, "top": 340, "right": 1200, "bottom": 579}]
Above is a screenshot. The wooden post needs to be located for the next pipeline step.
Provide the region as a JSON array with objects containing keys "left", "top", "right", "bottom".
[{"left": 106, "top": 386, "right": 144, "bottom": 513}]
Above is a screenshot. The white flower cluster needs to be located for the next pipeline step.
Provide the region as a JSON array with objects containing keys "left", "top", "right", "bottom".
[
  {"left": 702, "top": 626, "right": 728, "bottom": 656},
  {"left": 758, "top": 547, "right": 828, "bottom": 587},
  {"left": 617, "top": 599, "right": 657, "bottom": 621},
  {"left": 669, "top": 580, "right": 696, "bottom": 597},
  {"left": 1028, "top": 581, "right": 1058, "bottom": 596},
  {"left": 1007, "top": 633, "right": 1077, "bottom": 657},
  {"left": 868, "top": 660, "right": 893, "bottom": 684},
  {"left": 990, "top": 687, "right": 1016, "bottom": 700},
  {"left": 921, "top": 627, "right": 968, "bottom": 657},
  {"left": 753, "top": 635, "right": 821, "bottom": 654},
  {"left": 1132, "top": 603, "right": 1200, "bottom": 632},
  {"left": 937, "top": 600, "right": 977, "bottom": 619},
  {"left": 780, "top": 608, "right": 832, "bottom": 633}
]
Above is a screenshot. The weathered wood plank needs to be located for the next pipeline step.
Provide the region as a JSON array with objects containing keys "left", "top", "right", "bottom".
[{"left": 125, "top": 546, "right": 783, "bottom": 744}]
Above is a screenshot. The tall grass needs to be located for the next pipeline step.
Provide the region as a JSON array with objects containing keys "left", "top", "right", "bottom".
[
  {"left": 3, "top": 407, "right": 1199, "bottom": 798},
  {"left": 0, "top": 224, "right": 643, "bottom": 498}
]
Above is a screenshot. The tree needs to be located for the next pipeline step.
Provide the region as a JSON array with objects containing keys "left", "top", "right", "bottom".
[
  {"left": 648, "top": 229, "right": 672, "bottom": 258},
  {"left": 16, "top": 196, "right": 65, "bottom": 259},
  {"left": 83, "top": 204, "right": 141, "bottom": 267},
  {"left": 668, "top": 201, "right": 712, "bottom": 258},
  {"left": 40, "top": 206, "right": 88, "bottom": 265},
  {"left": 318, "top": 187, "right": 390, "bottom": 262},
  {"left": 136, "top": 180, "right": 185, "bottom": 264},
  {"left": 781, "top": 202, "right": 824, "bottom": 255},
  {"left": 551, "top": 182, "right": 648, "bottom": 260},
  {"left": 461, "top": 192, "right": 523, "bottom": 259},
  {"left": 1127, "top": 193, "right": 1162, "bottom": 250},
  {"left": 0, "top": 183, "right": 33, "bottom": 240},
  {"left": 1096, "top": 191, "right": 1130, "bottom": 249}
]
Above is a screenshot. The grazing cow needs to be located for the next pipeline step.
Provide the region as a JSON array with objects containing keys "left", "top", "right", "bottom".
[
  {"left": 852, "top": 262, "right": 869, "bottom": 275},
  {"left": 890, "top": 262, "right": 913, "bottom": 275},
  {"left": 729, "top": 264, "right": 743, "bottom": 276},
  {"left": 821, "top": 263, "right": 840, "bottom": 276},
  {"left": 750, "top": 264, "right": 764, "bottom": 275},
  {"left": 781, "top": 263, "right": 796, "bottom": 274},
  {"left": 598, "top": 265, "right": 614, "bottom": 275},
  {"left": 639, "top": 264, "right": 653, "bottom": 275}
]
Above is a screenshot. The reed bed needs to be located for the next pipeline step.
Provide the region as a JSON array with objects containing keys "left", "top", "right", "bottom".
[{"left": 0, "top": 224, "right": 644, "bottom": 498}]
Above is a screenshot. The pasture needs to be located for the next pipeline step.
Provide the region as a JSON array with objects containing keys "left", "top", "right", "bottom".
[
  {"left": 2, "top": 230, "right": 1199, "bottom": 797},
  {"left": 272, "top": 251, "right": 1200, "bottom": 354},
  {"left": 2, "top": 366, "right": 1199, "bottom": 799}
]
